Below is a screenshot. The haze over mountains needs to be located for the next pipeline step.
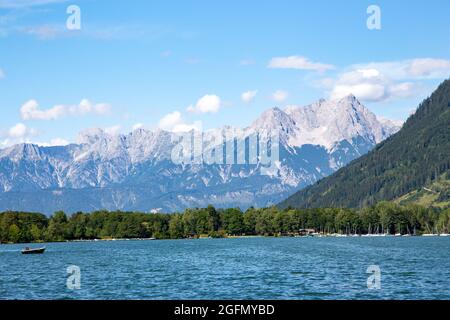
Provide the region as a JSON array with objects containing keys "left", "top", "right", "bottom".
[
  {"left": 280, "top": 79, "right": 450, "bottom": 209},
  {"left": 0, "top": 95, "right": 401, "bottom": 215}
]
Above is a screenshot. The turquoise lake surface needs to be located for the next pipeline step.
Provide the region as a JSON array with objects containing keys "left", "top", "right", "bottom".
[{"left": 0, "top": 237, "right": 449, "bottom": 300}]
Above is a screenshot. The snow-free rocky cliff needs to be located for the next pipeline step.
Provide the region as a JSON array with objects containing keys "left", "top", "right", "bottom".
[{"left": 0, "top": 95, "right": 401, "bottom": 214}]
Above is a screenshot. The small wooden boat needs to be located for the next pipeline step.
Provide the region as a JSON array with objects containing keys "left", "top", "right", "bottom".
[{"left": 21, "top": 247, "right": 46, "bottom": 254}]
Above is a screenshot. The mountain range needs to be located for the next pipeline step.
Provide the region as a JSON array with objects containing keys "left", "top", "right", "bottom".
[
  {"left": 279, "top": 79, "right": 450, "bottom": 209},
  {"left": 0, "top": 95, "right": 401, "bottom": 215}
]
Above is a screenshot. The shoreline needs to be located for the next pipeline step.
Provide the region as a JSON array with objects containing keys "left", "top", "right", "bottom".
[{"left": 1, "top": 233, "right": 449, "bottom": 246}]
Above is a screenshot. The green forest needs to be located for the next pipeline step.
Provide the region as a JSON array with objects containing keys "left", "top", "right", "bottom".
[
  {"left": 1, "top": 202, "right": 449, "bottom": 244},
  {"left": 280, "top": 79, "right": 450, "bottom": 209}
]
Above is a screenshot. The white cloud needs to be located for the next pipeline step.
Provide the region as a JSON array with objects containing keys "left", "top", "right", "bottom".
[
  {"left": 0, "top": 68, "right": 4, "bottom": 78},
  {"left": 0, "top": 139, "right": 8, "bottom": 147},
  {"left": 407, "top": 58, "right": 450, "bottom": 78},
  {"left": 35, "top": 138, "right": 70, "bottom": 147},
  {"left": 0, "top": 123, "right": 72, "bottom": 148},
  {"left": 49, "top": 138, "right": 69, "bottom": 146},
  {"left": 132, "top": 123, "right": 144, "bottom": 131},
  {"left": 0, "top": 0, "right": 67, "bottom": 8},
  {"left": 21, "top": 100, "right": 64, "bottom": 120},
  {"left": 8, "top": 123, "right": 36, "bottom": 138},
  {"left": 0, "top": 123, "right": 39, "bottom": 147},
  {"left": 172, "top": 121, "right": 202, "bottom": 133},
  {"left": 272, "top": 90, "right": 288, "bottom": 102},
  {"left": 158, "top": 111, "right": 202, "bottom": 132},
  {"left": 187, "top": 94, "right": 222, "bottom": 114},
  {"left": 351, "top": 58, "right": 450, "bottom": 80},
  {"left": 18, "top": 24, "right": 65, "bottom": 40},
  {"left": 159, "top": 111, "right": 182, "bottom": 129},
  {"left": 329, "top": 68, "right": 388, "bottom": 101},
  {"left": 331, "top": 83, "right": 386, "bottom": 101},
  {"left": 389, "top": 82, "right": 416, "bottom": 98},
  {"left": 104, "top": 125, "right": 121, "bottom": 135},
  {"left": 268, "top": 55, "right": 334, "bottom": 72},
  {"left": 358, "top": 69, "right": 380, "bottom": 78},
  {"left": 5, "top": 21, "right": 145, "bottom": 41},
  {"left": 241, "top": 90, "right": 258, "bottom": 104},
  {"left": 327, "top": 68, "right": 416, "bottom": 102},
  {"left": 20, "top": 99, "right": 111, "bottom": 121}
]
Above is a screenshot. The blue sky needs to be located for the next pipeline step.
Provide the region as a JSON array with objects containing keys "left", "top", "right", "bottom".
[{"left": 0, "top": 0, "right": 449, "bottom": 146}]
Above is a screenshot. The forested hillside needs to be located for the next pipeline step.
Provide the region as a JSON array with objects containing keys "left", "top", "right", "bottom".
[{"left": 279, "top": 79, "right": 450, "bottom": 209}]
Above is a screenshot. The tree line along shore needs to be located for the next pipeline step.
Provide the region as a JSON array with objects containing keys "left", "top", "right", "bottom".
[{"left": 0, "top": 202, "right": 449, "bottom": 244}]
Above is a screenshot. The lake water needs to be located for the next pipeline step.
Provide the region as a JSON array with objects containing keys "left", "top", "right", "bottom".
[{"left": 0, "top": 237, "right": 449, "bottom": 300}]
